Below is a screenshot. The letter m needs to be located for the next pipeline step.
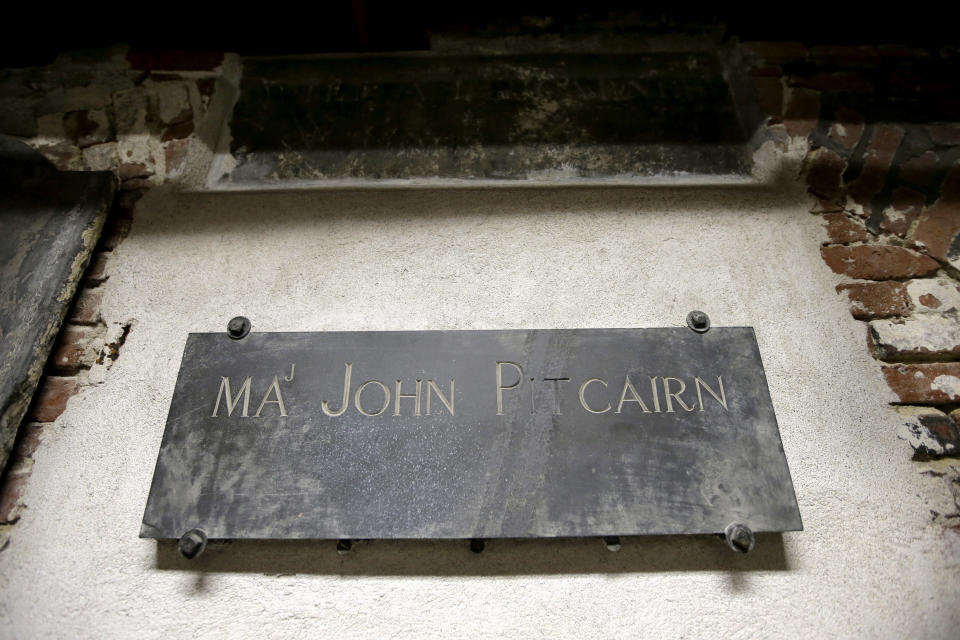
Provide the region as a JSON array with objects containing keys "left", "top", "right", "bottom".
[{"left": 212, "top": 376, "right": 252, "bottom": 417}]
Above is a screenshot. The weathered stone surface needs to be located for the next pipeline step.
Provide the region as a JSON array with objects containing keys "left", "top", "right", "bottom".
[
  {"left": 836, "top": 281, "right": 910, "bottom": 319},
  {"left": 820, "top": 245, "right": 940, "bottom": 279},
  {"left": 0, "top": 136, "right": 114, "bottom": 472},
  {"left": 806, "top": 148, "right": 847, "bottom": 200},
  {"left": 883, "top": 363, "right": 960, "bottom": 403},
  {"left": 226, "top": 51, "right": 753, "bottom": 184},
  {"left": 822, "top": 213, "right": 867, "bottom": 244},
  {"left": 906, "top": 278, "right": 960, "bottom": 313},
  {"left": 870, "top": 315, "right": 960, "bottom": 360},
  {"left": 896, "top": 406, "right": 960, "bottom": 459}
]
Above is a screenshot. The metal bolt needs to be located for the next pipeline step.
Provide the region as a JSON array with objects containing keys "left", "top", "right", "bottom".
[
  {"left": 724, "top": 522, "right": 755, "bottom": 553},
  {"left": 178, "top": 528, "right": 208, "bottom": 559},
  {"left": 336, "top": 539, "right": 352, "bottom": 554},
  {"left": 686, "top": 310, "right": 711, "bottom": 333},
  {"left": 227, "top": 316, "right": 251, "bottom": 340},
  {"left": 469, "top": 538, "right": 485, "bottom": 554},
  {"left": 604, "top": 536, "right": 621, "bottom": 552}
]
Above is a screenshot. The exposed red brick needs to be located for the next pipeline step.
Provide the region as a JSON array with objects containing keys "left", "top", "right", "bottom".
[
  {"left": 164, "top": 139, "right": 190, "bottom": 176},
  {"left": 51, "top": 325, "right": 95, "bottom": 372},
  {"left": 751, "top": 77, "right": 783, "bottom": 121},
  {"left": 927, "top": 124, "right": 960, "bottom": 146},
  {"left": 67, "top": 288, "right": 103, "bottom": 325},
  {"left": 822, "top": 213, "right": 867, "bottom": 244},
  {"left": 10, "top": 423, "right": 44, "bottom": 466},
  {"left": 889, "top": 71, "right": 957, "bottom": 94},
  {"left": 749, "top": 64, "right": 783, "bottom": 78},
  {"left": 161, "top": 119, "right": 194, "bottom": 142},
  {"left": 118, "top": 162, "right": 152, "bottom": 181},
  {"left": 911, "top": 167, "right": 960, "bottom": 262},
  {"left": 846, "top": 124, "right": 906, "bottom": 214},
  {"left": 120, "top": 178, "right": 153, "bottom": 192},
  {"left": 836, "top": 281, "right": 910, "bottom": 319},
  {"left": 820, "top": 245, "right": 940, "bottom": 280},
  {"left": 783, "top": 88, "right": 820, "bottom": 139},
  {"left": 84, "top": 252, "right": 109, "bottom": 283},
  {"left": 97, "top": 218, "right": 132, "bottom": 251},
  {"left": 740, "top": 41, "right": 808, "bottom": 63},
  {"left": 899, "top": 151, "right": 939, "bottom": 191},
  {"left": 883, "top": 363, "right": 960, "bottom": 404},
  {"left": 29, "top": 376, "right": 80, "bottom": 423},
  {"left": 197, "top": 77, "right": 217, "bottom": 97},
  {"left": 880, "top": 187, "right": 925, "bottom": 237},
  {"left": 918, "top": 293, "right": 941, "bottom": 309},
  {"left": 0, "top": 472, "right": 29, "bottom": 524},
  {"left": 126, "top": 50, "right": 224, "bottom": 71},
  {"left": 809, "top": 45, "right": 926, "bottom": 61},
  {"left": 790, "top": 72, "right": 872, "bottom": 93},
  {"left": 806, "top": 148, "right": 847, "bottom": 200},
  {"left": 828, "top": 107, "right": 865, "bottom": 150},
  {"left": 809, "top": 198, "right": 845, "bottom": 214}
]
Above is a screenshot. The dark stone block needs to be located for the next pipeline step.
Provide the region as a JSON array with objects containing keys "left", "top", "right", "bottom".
[
  {"left": 0, "top": 136, "right": 115, "bottom": 472},
  {"left": 225, "top": 50, "right": 753, "bottom": 184}
]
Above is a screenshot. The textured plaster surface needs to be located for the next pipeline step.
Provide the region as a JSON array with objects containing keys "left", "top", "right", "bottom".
[{"left": 2, "top": 184, "right": 959, "bottom": 639}]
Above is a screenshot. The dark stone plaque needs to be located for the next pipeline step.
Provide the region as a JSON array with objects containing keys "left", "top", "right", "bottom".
[{"left": 141, "top": 328, "right": 802, "bottom": 540}]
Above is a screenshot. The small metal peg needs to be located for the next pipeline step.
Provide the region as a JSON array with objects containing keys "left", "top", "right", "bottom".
[
  {"left": 336, "top": 539, "right": 352, "bottom": 554},
  {"left": 469, "top": 538, "right": 485, "bottom": 554},
  {"left": 686, "top": 310, "right": 711, "bottom": 333},
  {"left": 227, "top": 316, "right": 251, "bottom": 340},
  {"left": 724, "top": 522, "right": 755, "bottom": 553},
  {"left": 178, "top": 528, "right": 208, "bottom": 559},
  {"left": 603, "top": 536, "right": 621, "bottom": 552}
]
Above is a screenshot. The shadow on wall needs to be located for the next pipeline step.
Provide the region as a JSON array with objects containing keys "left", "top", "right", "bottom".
[{"left": 153, "top": 533, "right": 789, "bottom": 578}]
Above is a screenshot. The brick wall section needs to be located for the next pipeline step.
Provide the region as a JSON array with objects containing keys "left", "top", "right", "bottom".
[
  {"left": 742, "top": 42, "right": 960, "bottom": 470},
  {"left": 0, "top": 49, "right": 228, "bottom": 543}
]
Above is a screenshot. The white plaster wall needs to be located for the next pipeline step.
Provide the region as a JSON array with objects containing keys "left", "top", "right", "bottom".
[{"left": 1, "top": 184, "right": 958, "bottom": 639}]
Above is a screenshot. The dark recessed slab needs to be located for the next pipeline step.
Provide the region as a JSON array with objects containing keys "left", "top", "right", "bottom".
[
  {"left": 142, "top": 328, "right": 801, "bottom": 540},
  {"left": 0, "top": 136, "right": 115, "bottom": 471},
  {"left": 223, "top": 50, "right": 752, "bottom": 185}
]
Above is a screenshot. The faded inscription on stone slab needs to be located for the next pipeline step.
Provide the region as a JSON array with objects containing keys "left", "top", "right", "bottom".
[{"left": 141, "top": 328, "right": 802, "bottom": 540}]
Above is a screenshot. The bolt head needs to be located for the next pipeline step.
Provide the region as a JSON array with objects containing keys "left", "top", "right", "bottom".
[
  {"left": 227, "top": 316, "right": 250, "bottom": 339},
  {"left": 687, "top": 310, "right": 711, "bottom": 333},
  {"left": 724, "top": 522, "right": 755, "bottom": 553},
  {"left": 178, "top": 528, "right": 208, "bottom": 559}
]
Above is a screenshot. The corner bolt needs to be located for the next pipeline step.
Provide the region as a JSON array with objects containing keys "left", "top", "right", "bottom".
[
  {"left": 227, "top": 316, "right": 251, "bottom": 340},
  {"left": 724, "top": 522, "right": 755, "bottom": 553},
  {"left": 686, "top": 310, "right": 711, "bottom": 333}
]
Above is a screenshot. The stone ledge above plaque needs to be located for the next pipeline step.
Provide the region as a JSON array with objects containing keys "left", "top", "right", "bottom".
[{"left": 142, "top": 327, "right": 802, "bottom": 543}]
